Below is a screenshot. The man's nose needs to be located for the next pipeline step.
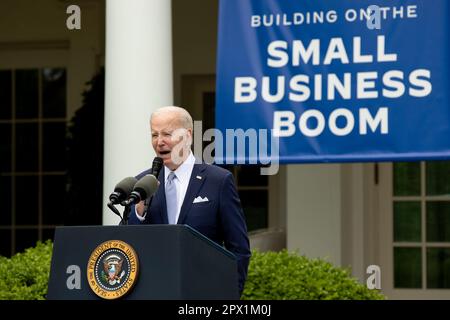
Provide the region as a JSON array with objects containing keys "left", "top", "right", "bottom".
[{"left": 156, "top": 136, "right": 166, "bottom": 146}]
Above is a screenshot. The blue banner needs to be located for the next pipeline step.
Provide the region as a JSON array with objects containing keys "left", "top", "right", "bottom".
[{"left": 216, "top": 0, "right": 450, "bottom": 164}]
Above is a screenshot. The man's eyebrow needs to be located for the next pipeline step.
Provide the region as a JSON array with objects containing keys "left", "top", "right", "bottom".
[{"left": 151, "top": 129, "right": 173, "bottom": 134}]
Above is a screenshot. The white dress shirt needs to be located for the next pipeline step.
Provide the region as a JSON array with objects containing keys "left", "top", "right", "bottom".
[{"left": 135, "top": 152, "right": 195, "bottom": 223}]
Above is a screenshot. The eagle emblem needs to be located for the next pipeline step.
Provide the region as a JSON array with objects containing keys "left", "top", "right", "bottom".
[
  {"left": 87, "top": 240, "right": 139, "bottom": 299},
  {"left": 101, "top": 254, "right": 125, "bottom": 285}
]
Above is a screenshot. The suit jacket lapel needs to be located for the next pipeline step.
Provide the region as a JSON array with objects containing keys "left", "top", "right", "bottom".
[{"left": 177, "top": 163, "right": 207, "bottom": 224}]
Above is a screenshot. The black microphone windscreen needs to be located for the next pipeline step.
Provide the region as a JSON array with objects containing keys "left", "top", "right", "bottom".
[
  {"left": 133, "top": 174, "right": 158, "bottom": 200},
  {"left": 114, "top": 177, "right": 138, "bottom": 201},
  {"left": 151, "top": 157, "right": 164, "bottom": 177}
]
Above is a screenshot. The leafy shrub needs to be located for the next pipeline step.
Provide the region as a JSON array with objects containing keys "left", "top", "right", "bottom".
[
  {"left": 0, "top": 240, "right": 53, "bottom": 300},
  {"left": 242, "top": 249, "right": 385, "bottom": 300},
  {"left": 0, "top": 243, "right": 385, "bottom": 300}
]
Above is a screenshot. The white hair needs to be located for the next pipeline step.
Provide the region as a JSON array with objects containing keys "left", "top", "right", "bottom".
[{"left": 150, "top": 106, "right": 193, "bottom": 130}]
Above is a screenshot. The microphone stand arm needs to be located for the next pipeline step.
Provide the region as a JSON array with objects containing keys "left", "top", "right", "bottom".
[
  {"left": 121, "top": 203, "right": 132, "bottom": 225},
  {"left": 107, "top": 202, "right": 123, "bottom": 223}
]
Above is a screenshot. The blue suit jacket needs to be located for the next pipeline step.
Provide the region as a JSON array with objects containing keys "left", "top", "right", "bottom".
[{"left": 128, "top": 163, "right": 251, "bottom": 294}]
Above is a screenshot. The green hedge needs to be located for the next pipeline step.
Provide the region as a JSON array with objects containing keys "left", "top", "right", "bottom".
[
  {"left": 242, "top": 249, "right": 385, "bottom": 300},
  {"left": 0, "top": 240, "right": 53, "bottom": 300},
  {"left": 0, "top": 243, "right": 384, "bottom": 300}
]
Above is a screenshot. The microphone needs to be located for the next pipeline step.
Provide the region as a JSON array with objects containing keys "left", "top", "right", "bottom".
[
  {"left": 139, "top": 156, "right": 164, "bottom": 216},
  {"left": 122, "top": 174, "right": 159, "bottom": 206},
  {"left": 108, "top": 176, "right": 138, "bottom": 221},
  {"left": 151, "top": 157, "right": 163, "bottom": 177},
  {"left": 121, "top": 156, "right": 163, "bottom": 209},
  {"left": 109, "top": 177, "right": 138, "bottom": 205}
]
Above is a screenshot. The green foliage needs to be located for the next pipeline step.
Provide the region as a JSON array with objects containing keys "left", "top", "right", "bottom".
[
  {"left": 0, "top": 243, "right": 385, "bottom": 300},
  {"left": 242, "top": 249, "right": 385, "bottom": 300},
  {"left": 0, "top": 240, "right": 53, "bottom": 300}
]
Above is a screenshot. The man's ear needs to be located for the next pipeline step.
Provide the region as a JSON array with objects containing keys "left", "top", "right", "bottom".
[{"left": 187, "top": 128, "right": 193, "bottom": 143}]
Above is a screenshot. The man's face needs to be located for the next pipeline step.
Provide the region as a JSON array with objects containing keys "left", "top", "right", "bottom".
[{"left": 150, "top": 112, "right": 192, "bottom": 170}]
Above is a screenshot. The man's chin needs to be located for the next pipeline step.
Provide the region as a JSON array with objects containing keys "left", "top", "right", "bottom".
[
  {"left": 159, "top": 154, "right": 173, "bottom": 166},
  {"left": 163, "top": 159, "right": 177, "bottom": 171}
]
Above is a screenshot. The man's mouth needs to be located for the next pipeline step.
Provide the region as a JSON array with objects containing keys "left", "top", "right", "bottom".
[{"left": 159, "top": 150, "right": 171, "bottom": 157}]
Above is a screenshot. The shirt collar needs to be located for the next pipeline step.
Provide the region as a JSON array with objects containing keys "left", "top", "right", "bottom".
[{"left": 164, "top": 152, "right": 195, "bottom": 184}]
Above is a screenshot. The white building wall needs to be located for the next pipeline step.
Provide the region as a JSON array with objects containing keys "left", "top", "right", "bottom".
[
  {"left": 286, "top": 164, "right": 342, "bottom": 266},
  {"left": 341, "top": 163, "right": 368, "bottom": 282},
  {"left": 285, "top": 162, "right": 376, "bottom": 283}
]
